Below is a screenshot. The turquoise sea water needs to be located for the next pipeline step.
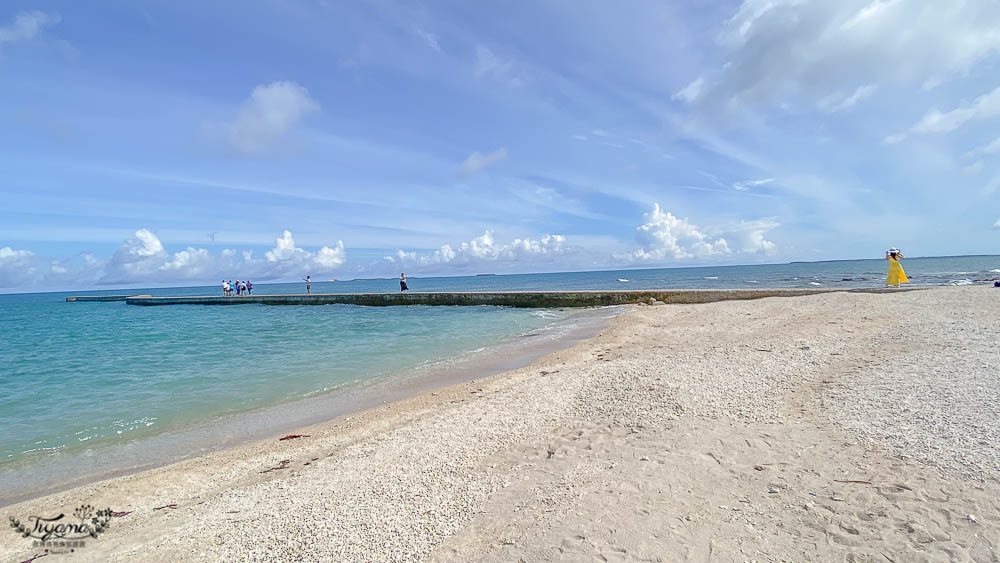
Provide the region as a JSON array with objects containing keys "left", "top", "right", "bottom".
[{"left": 0, "top": 256, "right": 997, "bottom": 503}]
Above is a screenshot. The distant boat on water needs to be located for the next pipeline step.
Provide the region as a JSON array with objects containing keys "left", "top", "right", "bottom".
[{"left": 617, "top": 278, "right": 629, "bottom": 282}]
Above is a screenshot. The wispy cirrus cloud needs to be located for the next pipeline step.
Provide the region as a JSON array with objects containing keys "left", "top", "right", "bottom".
[
  {"left": 732, "top": 178, "right": 775, "bottom": 191},
  {"left": 964, "top": 137, "right": 1000, "bottom": 159},
  {"left": 818, "top": 84, "right": 878, "bottom": 112},
  {"left": 458, "top": 147, "right": 507, "bottom": 176},
  {"left": 676, "top": 0, "right": 1000, "bottom": 114},
  {"left": 0, "top": 11, "right": 58, "bottom": 51},
  {"left": 473, "top": 46, "right": 522, "bottom": 87}
]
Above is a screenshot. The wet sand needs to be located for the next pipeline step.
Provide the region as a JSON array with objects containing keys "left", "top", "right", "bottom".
[{"left": 1, "top": 287, "right": 997, "bottom": 561}]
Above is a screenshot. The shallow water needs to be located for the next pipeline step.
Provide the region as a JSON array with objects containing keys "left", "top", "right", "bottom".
[{"left": 0, "top": 255, "right": 997, "bottom": 503}]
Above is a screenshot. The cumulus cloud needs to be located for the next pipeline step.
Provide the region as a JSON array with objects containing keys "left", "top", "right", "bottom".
[
  {"left": 721, "top": 219, "right": 780, "bottom": 255},
  {"left": 0, "top": 247, "right": 37, "bottom": 288},
  {"left": 458, "top": 147, "right": 507, "bottom": 176},
  {"left": 222, "top": 81, "right": 320, "bottom": 155},
  {"left": 0, "top": 11, "right": 57, "bottom": 50},
  {"left": 625, "top": 204, "right": 778, "bottom": 262},
  {"left": 994, "top": 217, "right": 1000, "bottom": 230},
  {"left": 629, "top": 205, "right": 730, "bottom": 260},
  {"left": 679, "top": 0, "right": 1000, "bottom": 113},
  {"left": 385, "top": 230, "right": 567, "bottom": 272},
  {"left": 96, "top": 229, "right": 345, "bottom": 285},
  {"left": 264, "top": 230, "right": 345, "bottom": 269}
]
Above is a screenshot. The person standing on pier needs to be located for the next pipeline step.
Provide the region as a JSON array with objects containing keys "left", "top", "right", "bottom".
[
  {"left": 400, "top": 273, "right": 409, "bottom": 293},
  {"left": 304, "top": 275, "right": 312, "bottom": 295},
  {"left": 247, "top": 280, "right": 253, "bottom": 295},
  {"left": 222, "top": 280, "right": 228, "bottom": 296}
]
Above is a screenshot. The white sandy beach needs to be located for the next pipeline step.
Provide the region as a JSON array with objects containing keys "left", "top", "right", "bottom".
[{"left": 3, "top": 286, "right": 998, "bottom": 562}]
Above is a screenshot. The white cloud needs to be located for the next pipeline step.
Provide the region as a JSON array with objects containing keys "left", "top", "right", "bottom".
[
  {"left": 385, "top": 230, "right": 567, "bottom": 272},
  {"left": 625, "top": 204, "right": 778, "bottom": 262},
  {"left": 722, "top": 219, "right": 780, "bottom": 254},
  {"left": 964, "top": 160, "right": 984, "bottom": 174},
  {"left": 629, "top": 204, "right": 730, "bottom": 260},
  {"left": 984, "top": 176, "right": 1000, "bottom": 196},
  {"left": 513, "top": 185, "right": 598, "bottom": 219},
  {"left": 474, "top": 46, "right": 520, "bottom": 86},
  {"left": 964, "top": 137, "right": 1000, "bottom": 159},
  {"left": 732, "top": 177, "right": 775, "bottom": 191},
  {"left": 686, "top": 1, "right": 1000, "bottom": 113},
  {"left": 1, "top": 247, "right": 36, "bottom": 259},
  {"left": 0, "top": 11, "right": 58, "bottom": 49},
  {"left": 882, "top": 133, "right": 907, "bottom": 144},
  {"left": 840, "top": 0, "right": 902, "bottom": 30},
  {"left": 906, "top": 85, "right": 1000, "bottom": 138},
  {"left": 994, "top": 217, "right": 1000, "bottom": 229},
  {"left": 672, "top": 77, "right": 704, "bottom": 104},
  {"left": 224, "top": 81, "right": 320, "bottom": 154},
  {"left": 263, "top": 230, "right": 345, "bottom": 270},
  {"left": 99, "top": 229, "right": 344, "bottom": 285},
  {"left": 0, "top": 247, "right": 37, "bottom": 288},
  {"left": 818, "top": 84, "right": 878, "bottom": 112},
  {"left": 459, "top": 147, "right": 507, "bottom": 175},
  {"left": 414, "top": 27, "right": 441, "bottom": 52}
]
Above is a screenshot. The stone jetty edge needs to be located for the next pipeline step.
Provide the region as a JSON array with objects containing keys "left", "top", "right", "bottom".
[{"left": 112, "top": 288, "right": 917, "bottom": 307}]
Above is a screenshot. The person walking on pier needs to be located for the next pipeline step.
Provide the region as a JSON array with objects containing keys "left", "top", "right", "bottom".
[
  {"left": 400, "top": 273, "right": 409, "bottom": 293},
  {"left": 304, "top": 275, "right": 312, "bottom": 295}
]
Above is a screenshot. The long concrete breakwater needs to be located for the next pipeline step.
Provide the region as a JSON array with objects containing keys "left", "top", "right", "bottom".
[
  {"left": 119, "top": 288, "right": 908, "bottom": 308},
  {"left": 65, "top": 295, "right": 132, "bottom": 302}
]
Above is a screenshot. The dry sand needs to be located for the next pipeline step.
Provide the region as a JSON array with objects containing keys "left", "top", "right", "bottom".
[{"left": 2, "top": 287, "right": 998, "bottom": 562}]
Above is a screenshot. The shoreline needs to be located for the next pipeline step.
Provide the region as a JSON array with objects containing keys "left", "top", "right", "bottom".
[
  {"left": 2, "top": 287, "right": 997, "bottom": 561},
  {"left": 0, "top": 306, "right": 622, "bottom": 508}
]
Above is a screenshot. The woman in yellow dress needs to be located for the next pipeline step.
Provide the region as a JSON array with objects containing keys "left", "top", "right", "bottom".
[{"left": 885, "top": 247, "right": 908, "bottom": 287}]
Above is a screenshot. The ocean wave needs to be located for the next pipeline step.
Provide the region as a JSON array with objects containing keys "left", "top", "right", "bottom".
[
  {"left": 809, "top": 282, "right": 822, "bottom": 286},
  {"left": 617, "top": 278, "right": 629, "bottom": 282},
  {"left": 704, "top": 276, "right": 719, "bottom": 280},
  {"left": 530, "top": 310, "right": 561, "bottom": 319},
  {"left": 948, "top": 279, "right": 974, "bottom": 286},
  {"left": 745, "top": 280, "right": 760, "bottom": 284},
  {"left": 990, "top": 269, "right": 1000, "bottom": 273}
]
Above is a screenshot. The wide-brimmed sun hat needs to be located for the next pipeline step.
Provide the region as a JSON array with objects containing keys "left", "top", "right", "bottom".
[{"left": 888, "top": 247, "right": 900, "bottom": 254}]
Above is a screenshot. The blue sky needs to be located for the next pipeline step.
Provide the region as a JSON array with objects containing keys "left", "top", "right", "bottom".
[{"left": 1, "top": 0, "right": 998, "bottom": 291}]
